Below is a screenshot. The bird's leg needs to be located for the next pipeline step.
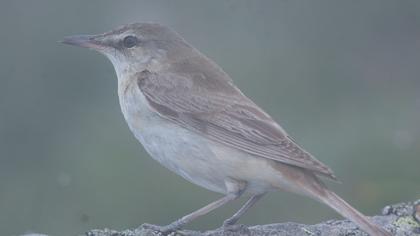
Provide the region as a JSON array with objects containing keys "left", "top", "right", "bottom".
[
  {"left": 142, "top": 192, "right": 242, "bottom": 234},
  {"left": 222, "top": 194, "right": 265, "bottom": 227}
]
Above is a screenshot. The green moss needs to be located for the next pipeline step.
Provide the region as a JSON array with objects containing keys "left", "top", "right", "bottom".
[{"left": 393, "top": 216, "right": 420, "bottom": 228}]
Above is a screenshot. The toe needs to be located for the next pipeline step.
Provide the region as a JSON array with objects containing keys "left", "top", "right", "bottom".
[{"left": 223, "top": 218, "right": 235, "bottom": 227}]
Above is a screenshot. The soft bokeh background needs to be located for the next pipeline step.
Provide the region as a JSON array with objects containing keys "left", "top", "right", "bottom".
[{"left": 1, "top": 1, "right": 419, "bottom": 235}]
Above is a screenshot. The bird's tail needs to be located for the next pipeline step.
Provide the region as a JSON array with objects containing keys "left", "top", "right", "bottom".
[
  {"left": 273, "top": 165, "right": 392, "bottom": 235},
  {"left": 316, "top": 190, "right": 392, "bottom": 236}
]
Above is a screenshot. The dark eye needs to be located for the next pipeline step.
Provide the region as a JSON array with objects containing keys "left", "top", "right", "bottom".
[{"left": 123, "top": 35, "right": 138, "bottom": 48}]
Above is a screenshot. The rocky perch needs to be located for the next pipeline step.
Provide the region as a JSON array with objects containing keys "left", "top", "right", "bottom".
[{"left": 83, "top": 199, "right": 420, "bottom": 236}]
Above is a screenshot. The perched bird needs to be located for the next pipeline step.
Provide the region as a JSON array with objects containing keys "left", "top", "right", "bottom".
[{"left": 62, "top": 23, "right": 391, "bottom": 236}]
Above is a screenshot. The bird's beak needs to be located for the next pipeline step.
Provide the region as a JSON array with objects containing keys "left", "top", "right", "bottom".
[{"left": 61, "top": 34, "right": 105, "bottom": 51}]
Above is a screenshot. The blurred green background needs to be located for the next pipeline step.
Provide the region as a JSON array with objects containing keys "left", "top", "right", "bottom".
[{"left": 1, "top": 1, "right": 419, "bottom": 235}]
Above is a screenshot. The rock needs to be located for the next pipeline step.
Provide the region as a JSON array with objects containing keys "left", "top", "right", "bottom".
[
  {"left": 28, "top": 199, "right": 420, "bottom": 236},
  {"left": 82, "top": 199, "right": 420, "bottom": 236}
]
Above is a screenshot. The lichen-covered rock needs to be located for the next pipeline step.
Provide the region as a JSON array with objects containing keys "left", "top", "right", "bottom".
[{"left": 85, "top": 200, "right": 419, "bottom": 236}]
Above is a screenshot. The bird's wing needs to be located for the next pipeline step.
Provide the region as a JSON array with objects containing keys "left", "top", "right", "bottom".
[{"left": 137, "top": 69, "right": 336, "bottom": 180}]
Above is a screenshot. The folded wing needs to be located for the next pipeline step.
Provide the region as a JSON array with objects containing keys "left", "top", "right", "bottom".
[{"left": 137, "top": 67, "right": 336, "bottom": 180}]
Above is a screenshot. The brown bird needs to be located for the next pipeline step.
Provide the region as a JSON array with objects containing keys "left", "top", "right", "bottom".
[{"left": 62, "top": 23, "right": 391, "bottom": 236}]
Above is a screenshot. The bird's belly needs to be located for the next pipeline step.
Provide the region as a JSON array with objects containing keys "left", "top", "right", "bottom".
[
  {"left": 135, "top": 121, "right": 285, "bottom": 195},
  {"left": 124, "top": 111, "right": 283, "bottom": 195},
  {"left": 135, "top": 120, "right": 230, "bottom": 194}
]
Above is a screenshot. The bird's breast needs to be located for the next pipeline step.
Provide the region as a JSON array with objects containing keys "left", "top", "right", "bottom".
[{"left": 117, "top": 76, "right": 157, "bottom": 132}]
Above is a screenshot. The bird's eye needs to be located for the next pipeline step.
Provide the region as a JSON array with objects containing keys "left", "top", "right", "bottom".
[{"left": 123, "top": 35, "right": 138, "bottom": 48}]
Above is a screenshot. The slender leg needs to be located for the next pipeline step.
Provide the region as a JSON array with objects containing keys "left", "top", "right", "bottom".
[
  {"left": 223, "top": 194, "right": 265, "bottom": 226},
  {"left": 142, "top": 193, "right": 241, "bottom": 234}
]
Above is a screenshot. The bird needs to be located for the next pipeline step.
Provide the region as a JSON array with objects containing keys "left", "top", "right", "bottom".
[{"left": 62, "top": 23, "right": 391, "bottom": 236}]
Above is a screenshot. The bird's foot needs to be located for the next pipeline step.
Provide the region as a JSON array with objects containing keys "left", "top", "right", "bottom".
[
  {"left": 141, "top": 221, "right": 186, "bottom": 235},
  {"left": 222, "top": 218, "right": 238, "bottom": 227},
  {"left": 219, "top": 222, "right": 250, "bottom": 234}
]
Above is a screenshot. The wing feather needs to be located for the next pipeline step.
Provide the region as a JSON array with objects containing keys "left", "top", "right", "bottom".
[{"left": 137, "top": 69, "right": 336, "bottom": 180}]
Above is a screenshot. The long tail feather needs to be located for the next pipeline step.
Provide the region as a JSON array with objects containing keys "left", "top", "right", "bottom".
[{"left": 318, "top": 190, "right": 392, "bottom": 236}]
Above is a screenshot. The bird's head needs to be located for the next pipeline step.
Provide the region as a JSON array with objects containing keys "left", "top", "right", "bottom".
[{"left": 62, "top": 23, "right": 190, "bottom": 75}]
